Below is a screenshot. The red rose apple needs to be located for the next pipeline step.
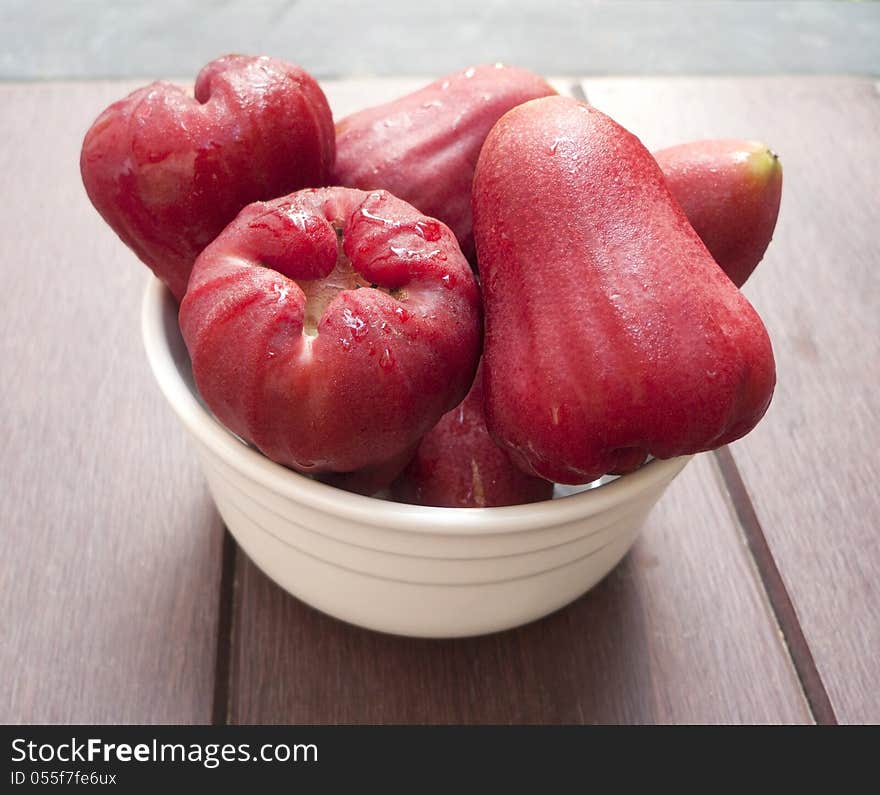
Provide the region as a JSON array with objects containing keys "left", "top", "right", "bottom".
[
  {"left": 179, "top": 187, "right": 482, "bottom": 478},
  {"left": 656, "top": 139, "right": 783, "bottom": 287},
  {"left": 333, "top": 63, "right": 556, "bottom": 261},
  {"left": 81, "top": 54, "right": 335, "bottom": 300},
  {"left": 473, "top": 97, "right": 776, "bottom": 484},
  {"left": 392, "top": 363, "right": 554, "bottom": 507}
]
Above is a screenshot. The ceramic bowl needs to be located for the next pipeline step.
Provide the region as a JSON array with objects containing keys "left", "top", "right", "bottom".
[{"left": 141, "top": 278, "right": 690, "bottom": 637}]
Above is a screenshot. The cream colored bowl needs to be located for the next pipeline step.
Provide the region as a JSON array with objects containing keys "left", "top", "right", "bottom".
[{"left": 141, "top": 278, "right": 690, "bottom": 638}]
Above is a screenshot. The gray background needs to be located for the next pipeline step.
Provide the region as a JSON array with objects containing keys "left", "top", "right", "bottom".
[{"left": 2, "top": 0, "right": 878, "bottom": 80}]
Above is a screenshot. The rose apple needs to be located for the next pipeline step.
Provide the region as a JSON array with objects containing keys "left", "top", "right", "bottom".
[
  {"left": 656, "top": 139, "right": 783, "bottom": 286},
  {"left": 81, "top": 54, "right": 335, "bottom": 300},
  {"left": 179, "top": 187, "right": 482, "bottom": 478},
  {"left": 472, "top": 96, "right": 776, "bottom": 484},
  {"left": 333, "top": 64, "right": 556, "bottom": 261},
  {"left": 392, "top": 363, "right": 554, "bottom": 507}
]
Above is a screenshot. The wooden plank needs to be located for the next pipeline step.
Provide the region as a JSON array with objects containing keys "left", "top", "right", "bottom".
[
  {"left": 583, "top": 76, "right": 880, "bottom": 723},
  {"left": 0, "top": 82, "right": 226, "bottom": 723},
  {"left": 228, "top": 454, "right": 809, "bottom": 724}
]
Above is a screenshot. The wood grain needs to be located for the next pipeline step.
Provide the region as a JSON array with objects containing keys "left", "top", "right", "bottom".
[
  {"left": 584, "top": 76, "right": 880, "bottom": 724},
  {"left": 714, "top": 447, "right": 836, "bottom": 725},
  {"left": 0, "top": 82, "right": 225, "bottom": 723}
]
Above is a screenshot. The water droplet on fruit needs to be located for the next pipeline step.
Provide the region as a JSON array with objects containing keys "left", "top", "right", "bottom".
[
  {"left": 464, "top": 67, "right": 476, "bottom": 78},
  {"left": 414, "top": 219, "right": 441, "bottom": 241},
  {"left": 441, "top": 80, "right": 450, "bottom": 90},
  {"left": 340, "top": 338, "right": 351, "bottom": 350},
  {"left": 422, "top": 100, "right": 442, "bottom": 109},
  {"left": 441, "top": 273, "right": 457, "bottom": 289},
  {"left": 285, "top": 209, "right": 311, "bottom": 231},
  {"left": 379, "top": 348, "right": 395, "bottom": 371},
  {"left": 360, "top": 206, "right": 398, "bottom": 228},
  {"left": 394, "top": 306, "right": 410, "bottom": 323},
  {"left": 342, "top": 307, "right": 369, "bottom": 339},
  {"left": 273, "top": 283, "right": 290, "bottom": 303},
  {"left": 494, "top": 62, "right": 505, "bottom": 69},
  {"left": 548, "top": 139, "right": 560, "bottom": 155}
]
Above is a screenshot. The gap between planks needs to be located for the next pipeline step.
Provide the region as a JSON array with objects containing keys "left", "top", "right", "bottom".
[
  {"left": 714, "top": 446, "right": 837, "bottom": 725},
  {"left": 212, "top": 529, "right": 238, "bottom": 725}
]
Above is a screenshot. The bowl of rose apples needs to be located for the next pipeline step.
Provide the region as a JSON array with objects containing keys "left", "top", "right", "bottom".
[{"left": 81, "top": 56, "right": 780, "bottom": 637}]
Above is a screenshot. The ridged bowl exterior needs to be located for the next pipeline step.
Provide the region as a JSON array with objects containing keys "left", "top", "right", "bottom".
[{"left": 142, "top": 278, "right": 690, "bottom": 637}]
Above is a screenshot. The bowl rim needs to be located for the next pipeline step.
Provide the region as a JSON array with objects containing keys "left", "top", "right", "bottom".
[{"left": 141, "top": 277, "right": 691, "bottom": 536}]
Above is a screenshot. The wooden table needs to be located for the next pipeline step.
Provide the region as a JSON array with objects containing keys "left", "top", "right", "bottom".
[{"left": 2, "top": 76, "right": 877, "bottom": 725}]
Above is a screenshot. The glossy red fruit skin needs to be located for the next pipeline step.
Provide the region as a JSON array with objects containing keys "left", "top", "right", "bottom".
[
  {"left": 656, "top": 139, "right": 783, "bottom": 287},
  {"left": 81, "top": 54, "right": 335, "bottom": 301},
  {"left": 472, "top": 96, "right": 776, "bottom": 485},
  {"left": 319, "top": 443, "right": 418, "bottom": 496},
  {"left": 392, "top": 363, "right": 554, "bottom": 507},
  {"left": 333, "top": 64, "right": 556, "bottom": 261},
  {"left": 179, "top": 187, "right": 482, "bottom": 477}
]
